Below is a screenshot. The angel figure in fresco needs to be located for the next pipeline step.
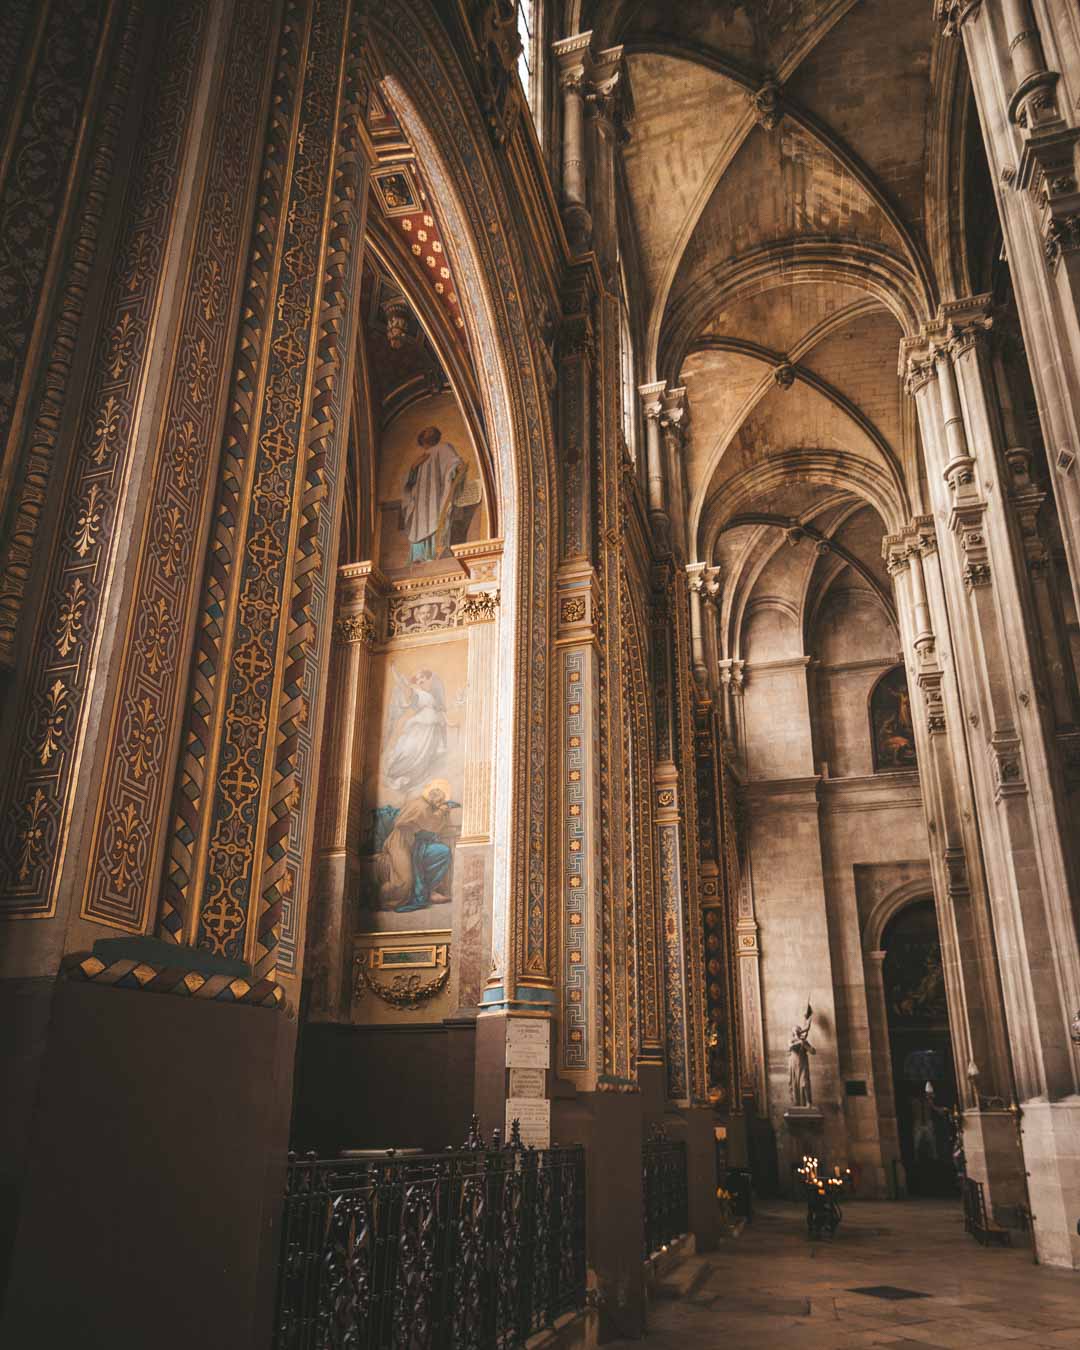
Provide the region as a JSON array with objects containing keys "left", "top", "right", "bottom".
[
  {"left": 382, "top": 665, "right": 448, "bottom": 795},
  {"left": 401, "top": 425, "right": 464, "bottom": 563},
  {"left": 375, "top": 779, "right": 461, "bottom": 912}
]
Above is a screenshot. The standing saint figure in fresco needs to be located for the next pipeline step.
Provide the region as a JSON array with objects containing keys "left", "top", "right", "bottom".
[
  {"left": 383, "top": 665, "right": 448, "bottom": 794},
  {"left": 789, "top": 1003, "right": 816, "bottom": 1107},
  {"left": 401, "top": 425, "right": 464, "bottom": 563},
  {"left": 376, "top": 780, "right": 461, "bottom": 912}
]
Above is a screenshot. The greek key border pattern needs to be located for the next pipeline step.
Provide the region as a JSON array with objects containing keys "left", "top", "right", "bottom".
[
  {"left": 0, "top": 0, "right": 210, "bottom": 916},
  {"left": 658, "top": 820, "right": 688, "bottom": 1101},
  {"left": 672, "top": 572, "right": 709, "bottom": 1101},
  {"left": 561, "top": 647, "right": 588, "bottom": 1069},
  {"left": 623, "top": 574, "right": 660, "bottom": 1051}
]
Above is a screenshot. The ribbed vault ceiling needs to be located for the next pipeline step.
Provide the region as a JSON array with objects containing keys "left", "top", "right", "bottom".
[{"left": 596, "top": 0, "right": 957, "bottom": 567}]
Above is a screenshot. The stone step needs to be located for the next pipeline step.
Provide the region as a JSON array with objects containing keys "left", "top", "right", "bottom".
[{"left": 652, "top": 1255, "right": 712, "bottom": 1301}]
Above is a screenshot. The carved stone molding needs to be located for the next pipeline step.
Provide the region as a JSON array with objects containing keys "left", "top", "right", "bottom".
[
  {"left": 748, "top": 79, "right": 782, "bottom": 131},
  {"left": 963, "top": 561, "right": 992, "bottom": 588},
  {"left": 933, "top": 0, "right": 982, "bottom": 37},
  {"left": 466, "top": 0, "right": 523, "bottom": 146},
  {"left": 773, "top": 362, "right": 796, "bottom": 390},
  {"left": 942, "top": 846, "right": 969, "bottom": 899},
  {"left": 989, "top": 734, "right": 1026, "bottom": 798},
  {"left": 1045, "top": 213, "right": 1080, "bottom": 266}
]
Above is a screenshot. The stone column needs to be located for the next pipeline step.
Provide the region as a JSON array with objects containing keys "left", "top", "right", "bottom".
[
  {"left": 453, "top": 541, "right": 502, "bottom": 1015},
  {"left": 552, "top": 34, "right": 593, "bottom": 248},
  {"left": 903, "top": 300, "right": 1080, "bottom": 1264},
  {"left": 863, "top": 950, "right": 903, "bottom": 1194},
  {"left": 308, "top": 563, "right": 384, "bottom": 1021},
  {"left": 639, "top": 379, "right": 669, "bottom": 535},
  {"left": 661, "top": 385, "right": 691, "bottom": 558},
  {"left": 883, "top": 511, "right": 1021, "bottom": 1212},
  {"left": 939, "top": 0, "right": 1080, "bottom": 617},
  {"left": 686, "top": 562, "right": 720, "bottom": 689}
]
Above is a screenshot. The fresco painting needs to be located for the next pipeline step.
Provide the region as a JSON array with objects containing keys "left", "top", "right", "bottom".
[
  {"left": 871, "top": 664, "right": 916, "bottom": 772},
  {"left": 376, "top": 391, "right": 486, "bottom": 575},
  {"left": 359, "top": 637, "right": 468, "bottom": 931}
]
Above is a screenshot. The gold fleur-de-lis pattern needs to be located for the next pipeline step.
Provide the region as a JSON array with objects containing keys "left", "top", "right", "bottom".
[
  {"left": 56, "top": 577, "right": 88, "bottom": 657},
  {"left": 0, "top": 0, "right": 212, "bottom": 916},
  {"left": 38, "top": 680, "right": 69, "bottom": 767}
]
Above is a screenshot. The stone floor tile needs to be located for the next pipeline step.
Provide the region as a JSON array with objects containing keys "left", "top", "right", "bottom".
[{"left": 620, "top": 1199, "right": 1080, "bottom": 1350}]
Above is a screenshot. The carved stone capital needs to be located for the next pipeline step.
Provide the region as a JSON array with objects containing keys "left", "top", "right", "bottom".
[
  {"left": 334, "top": 613, "right": 377, "bottom": 646},
  {"left": 883, "top": 534, "right": 910, "bottom": 576},
  {"left": 899, "top": 336, "right": 937, "bottom": 397},
  {"left": 639, "top": 379, "right": 666, "bottom": 422},
  {"left": 460, "top": 589, "right": 500, "bottom": 624},
  {"left": 659, "top": 385, "right": 689, "bottom": 447},
  {"left": 687, "top": 562, "right": 722, "bottom": 603},
  {"left": 933, "top": 0, "right": 982, "bottom": 38},
  {"left": 585, "top": 49, "right": 634, "bottom": 143},
  {"left": 1045, "top": 213, "right": 1080, "bottom": 267}
]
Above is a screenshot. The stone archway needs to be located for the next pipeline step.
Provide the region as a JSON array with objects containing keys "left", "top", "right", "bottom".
[{"left": 863, "top": 880, "right": 943, "bottom": 1198}]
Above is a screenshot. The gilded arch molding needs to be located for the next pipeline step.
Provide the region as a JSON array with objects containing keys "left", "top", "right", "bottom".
[{"left": 370, "top": 1, "right": 559, "bottom": 1003}]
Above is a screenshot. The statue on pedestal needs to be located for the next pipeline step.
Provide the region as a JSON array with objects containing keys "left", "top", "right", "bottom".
[{"left": 789, "top": 1003, "right": 815, "bottom": 1107}]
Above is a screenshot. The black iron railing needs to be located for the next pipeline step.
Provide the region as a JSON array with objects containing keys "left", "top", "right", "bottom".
[
  {"left": 642, "top": 1126, "right": 688, "bottom": 1259},
  {"left": 274, "top": 1121, "right": 586, "bottom": 1350}
]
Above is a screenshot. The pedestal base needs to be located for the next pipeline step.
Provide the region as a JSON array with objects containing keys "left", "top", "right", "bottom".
[
  {"left": 1016, "top": 1097, "right": 1080, "bottom": 1268},
  {"left": 780, "top": 1107, "right": 826, "bottom": 1196},
  {"left": 553, "top": 1088, "right": 645, "bottom": 1342},
  {"left": 2, "top": 978, "right": 297, "bottom": 1349}
]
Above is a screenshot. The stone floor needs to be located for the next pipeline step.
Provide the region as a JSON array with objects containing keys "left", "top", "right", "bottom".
[{"left": 632, "top": 1199, "right": 1080, "bottom": 1349}]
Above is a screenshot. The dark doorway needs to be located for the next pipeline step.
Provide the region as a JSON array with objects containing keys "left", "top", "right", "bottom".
[{"left": 882, "top": 900, "right": 957, "bottom": 1197}]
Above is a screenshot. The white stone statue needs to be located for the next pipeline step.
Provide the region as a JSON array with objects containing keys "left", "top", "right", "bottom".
[{"left": 788, "top": 1003, "right": 815, "bottom": 1107}]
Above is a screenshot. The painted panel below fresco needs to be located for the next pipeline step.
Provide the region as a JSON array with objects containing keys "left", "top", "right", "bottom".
[{"left": 358, "top": 634, "right": 469, "bottom": 933}]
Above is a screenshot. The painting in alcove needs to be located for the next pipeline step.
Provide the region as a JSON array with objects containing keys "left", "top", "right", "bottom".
[
  {"left": 871, "top": 665, "right": 917, "bottom": 772},
  {"left": 358, "top": 631, "right": 469, "bottom": 932},
  {"left": 376, "top": 390, "right": 487, "bottom": 575}
]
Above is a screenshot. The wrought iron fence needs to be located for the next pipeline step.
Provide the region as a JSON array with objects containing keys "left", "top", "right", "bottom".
[
  {"left": 274, "top": 1119, "right": 586, "bottom": 1350},
  {"left": 642, "top": 1126, "right": 688, "bottom": 1259}
]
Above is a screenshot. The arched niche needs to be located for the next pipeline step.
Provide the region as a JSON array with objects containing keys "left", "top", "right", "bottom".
[{"left": 869, "top": 663, "right": 917, "bottom": 774}]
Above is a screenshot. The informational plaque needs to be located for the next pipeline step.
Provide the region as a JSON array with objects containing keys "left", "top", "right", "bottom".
[
  {"left": 505, "top": 1017, "right": 550, "bottom": 1068},
  {"left": 506, "top": 1096, "right": 551, "bottom": 1149},
  {"left": 509, "top": 1067, "right": 546, "bottom": 1099}
]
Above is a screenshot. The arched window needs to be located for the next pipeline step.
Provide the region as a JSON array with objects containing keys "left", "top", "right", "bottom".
[
  {"left": 869, "top": 664, "right": 917, "bottom": 772},
  {"left": 516, "top": 1, "right": 536, "bottom": 111}
]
